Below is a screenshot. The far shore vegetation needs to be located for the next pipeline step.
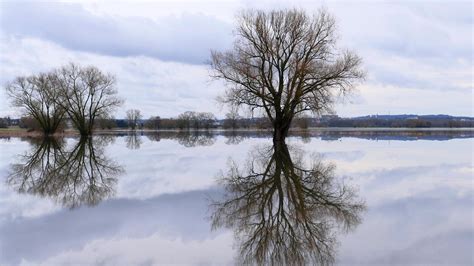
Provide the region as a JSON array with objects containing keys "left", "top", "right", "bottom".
[{"left": 0, "top": 114, "right": 472, "bottom": 137}]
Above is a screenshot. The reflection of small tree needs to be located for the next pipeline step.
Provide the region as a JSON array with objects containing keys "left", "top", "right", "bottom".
[
  {"left": 125, "top": 132, "right": 143, "bottom": 149},
  {"left": 211, "top": 142, "right": 365, "bottom": 265},
  {"left": 126, "top": 109, "right": 142, "bottom": 130},
  {"left": 146, "top": 132, "right": 161, "bottom": 142},
  {"left": 224, "top": 131, "right": 246, "bottom": 145},
  {"left": 176, "top": 131, "right": 216, "bottom": 147},
  {"left": 8, "top": 137, "right": 66, "bottom": 191},
  {"left": 7, "top": 136, "right": 123, "bottom": 209},
  {"left": 300, "top": 130, "right": 312, "bottom": 143},
  {"left": 145, "top": 131, "right": 215, "bottom": 147}
]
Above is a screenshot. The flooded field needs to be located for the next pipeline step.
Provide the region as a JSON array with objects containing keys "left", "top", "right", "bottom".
[{"left": 0, "top": 131, "right": 472, "bottom": 265}]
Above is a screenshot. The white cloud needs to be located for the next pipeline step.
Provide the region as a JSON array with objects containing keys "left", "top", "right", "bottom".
[
  {"left": 336, "top": 83, "right": 474, "bottom": 117},
  {"left": 19, "top": 232, "right": 234, "bottom": 266},
  {"left": 0, "top": 1, "right": 233, "bottom": 64}
]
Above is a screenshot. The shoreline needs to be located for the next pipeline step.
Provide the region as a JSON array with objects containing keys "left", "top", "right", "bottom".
[{"left": 1, "top": 127, "right": 473, "bottom": 137}]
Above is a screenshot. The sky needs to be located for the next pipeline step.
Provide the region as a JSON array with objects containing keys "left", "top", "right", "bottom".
[{"left": 0, "top": 0, "right": 472, "bottom": 119}]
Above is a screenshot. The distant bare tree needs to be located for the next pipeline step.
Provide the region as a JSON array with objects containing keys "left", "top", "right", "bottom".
[
  {"left": 126, "top": 109, "right": 142, "bottom": 130},
  {"left": 177, "top": 111, "right": 216, "bottom": 130},
  {"left": 198, "top": 112, "right": 217, "bottom": 130},
  {"left": 5, "top": 73, "right": 66, "bottom": 135},
  {"left": 54, "top": 63, "right": 123, "bottom": 135},
  {"left": 223, "top": 109, "right": 242, "bottom": 129},
  {"left": 176, "top": 111, "right": 194, "bottom": 130},
  {"left": 144, "top": 116, "right": 161, "bottom": 130},
  {"left": 95, "top": 117, "right": 117, "bottom": 130},
  {"left": 0, "top": 118, "right": 8, "bottom": 128},
  {"left": 211, "top": 9, "right": 365, "bottom": 142},
  {"left": 18, "top": 116, "right": 41, "bottom": 131},
  {"left": 125, "top": 132, "right": 143, "bottom": 149}
]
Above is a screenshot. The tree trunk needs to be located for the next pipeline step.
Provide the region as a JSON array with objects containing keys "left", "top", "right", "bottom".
[
  {"left": 78, "top": 126, "right": 90, "bottom": 136},
  {"left": 43, "top": 128, "right": 51, "bottom": 136},
  {"left": 273, "top": 116, "right": 292, "bottom": 143}
]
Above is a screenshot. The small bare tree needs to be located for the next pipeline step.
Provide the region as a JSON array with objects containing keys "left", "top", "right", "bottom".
[
  {"left": 5, "top": 73, "right": 66, "bottom": 135},
  {"left": 126, "top": 109, "right": 142, "bottom": 130},
  {"left": 211, "top": 9, "right": 365, "bottom": 142},
  {"left": 197, "top": 112, "right": 216, "bottom": 130},
  {"left": 223, "top": 110, "right": 242, "bottom": 130},
  {"left": 144, "top": 116, "right": 161, "bottom": 130},
  {"left": 176, "top": 111, "right": 216, "bottom": 130},
  {"left": 55, "top": 63, "right": 123, "bottom": 136}
]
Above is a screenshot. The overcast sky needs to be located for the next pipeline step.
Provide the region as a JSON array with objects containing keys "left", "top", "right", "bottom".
[{"left": 0, "top": 0, "right": 472, "bottom": 118}]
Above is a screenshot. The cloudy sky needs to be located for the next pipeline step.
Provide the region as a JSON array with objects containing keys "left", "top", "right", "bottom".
[{"left": 0, "top": 0, "right": 472, "bottom": 118}]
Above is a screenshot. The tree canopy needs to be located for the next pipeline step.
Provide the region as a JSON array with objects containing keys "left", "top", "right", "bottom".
[
  {"left": 211, "top": 9, "right": 365, "bottom": 141},
  {"left": 5, "top": 73, "right": 66, "bottom": 135},
  {"left": 55, "top": 63, "right": 123, "bottom": 135}
]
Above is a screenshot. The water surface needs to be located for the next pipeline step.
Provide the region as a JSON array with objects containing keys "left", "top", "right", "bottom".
[{"left": 0, "top": 131, "right": 472, "bottom": 265}]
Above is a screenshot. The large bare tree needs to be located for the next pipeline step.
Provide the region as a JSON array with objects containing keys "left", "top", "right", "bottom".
[
  {"left": 55, "top": 63, "right": 123, "bottom": 135},
  {"left": 211, "top": 9, "right": 365, "bottom": 141},
  {"left": 5, "top": 73, "right": 66, "bottom": 135}
]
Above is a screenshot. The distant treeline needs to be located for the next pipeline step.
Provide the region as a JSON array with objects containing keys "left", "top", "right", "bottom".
[
  {"left": 319, "top": 115, "right": 474, "bottom": 128},
  {"left": 1, "top": 113, "right": 472, "bottom": 131},
  {"left": 100, "top": 114, "right": 474, "bottom": 129}
]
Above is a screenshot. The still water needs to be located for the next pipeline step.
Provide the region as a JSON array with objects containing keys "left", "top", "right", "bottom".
[{"left": 0, "top": 131, "right": 473, "bottom": 265}]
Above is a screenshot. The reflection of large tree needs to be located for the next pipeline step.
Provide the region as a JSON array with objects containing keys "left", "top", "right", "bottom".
[
  {"left": 8, "top": 136, "right": 123, "bottom": 209},
  {"left": 211, "top": 142, "right": 365, "bottom": 265}
]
